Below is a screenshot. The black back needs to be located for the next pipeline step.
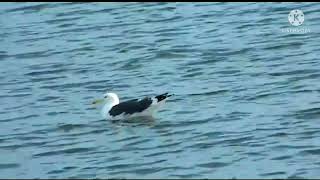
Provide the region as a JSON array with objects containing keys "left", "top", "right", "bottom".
[{"left": 109, "top": 97, "right": 153, "bottom": 116}]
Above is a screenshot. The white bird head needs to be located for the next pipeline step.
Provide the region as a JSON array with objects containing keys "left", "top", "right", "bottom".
[
  {"left": 103, "top": 92, "right": 119, "bottom": 103},
  {"left": 92, "top": 92, "right": 119, "bottom": 106}
]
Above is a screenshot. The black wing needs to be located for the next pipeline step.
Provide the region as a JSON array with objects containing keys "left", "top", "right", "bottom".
[
  {"left": 109, "top": 97, "right": 153, "bottom": 116},
  {"left": 155, "top": 92, "right": 173, "bottom": 102}
]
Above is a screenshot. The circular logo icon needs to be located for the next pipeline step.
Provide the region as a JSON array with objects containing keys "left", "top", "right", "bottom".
[{"left": 288, "top": 9, "right": 304, "bottom": 26}]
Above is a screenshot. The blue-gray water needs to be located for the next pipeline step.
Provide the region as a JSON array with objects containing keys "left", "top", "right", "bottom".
[{"left": 1, "top": 2, "right": 320, "bottom": 179}]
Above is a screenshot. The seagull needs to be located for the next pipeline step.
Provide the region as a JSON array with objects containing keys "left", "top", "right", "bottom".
[{"left": 92, "top": 92, "right": 173, "bottom": 120}]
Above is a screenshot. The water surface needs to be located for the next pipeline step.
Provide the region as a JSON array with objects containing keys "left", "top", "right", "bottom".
[{"left": 1, "top": 2, "right": 320, "bottom": 178}]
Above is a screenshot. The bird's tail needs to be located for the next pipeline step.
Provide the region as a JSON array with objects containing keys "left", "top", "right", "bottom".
[{"left": 155, "top": 92, "right": 174, "bottom": 102}]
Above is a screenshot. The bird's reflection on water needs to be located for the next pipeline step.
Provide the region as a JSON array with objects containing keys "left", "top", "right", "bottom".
[{"left": 110, "top": 116, "right": 157, "bottom": 127}]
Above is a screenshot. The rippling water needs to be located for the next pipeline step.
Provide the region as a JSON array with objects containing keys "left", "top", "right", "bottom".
[{"left": 1, "top": 2, "right": 320, "bottom": 178}]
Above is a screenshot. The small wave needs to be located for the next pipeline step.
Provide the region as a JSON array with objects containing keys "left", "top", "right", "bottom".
[
  {"left": 0, "top": 114, "right": 39, "bottom": 122},
  {"left": 197, "top": 162, "right": 229, "bottom": 168},
  {"left": 299, "top": 148, "right": 320, "bottom": 155},
  {"left": 5, "top": 3, "right": 54, "bottom": 13},
  {"left": 292, "top": 107, "right": 320, "bottom": 120},
  {"left": 189, "top": 90, "right": 228, "bottom": 96},
  {"left": 33, "top": 147, "right": 95, "bottom": 158},
  {"left": 270, "top": 155, "right": 292, "bottom": 161},
  {"left": 0, "top": 163, "right": 20, "bottom": 169},
  {"left": 260, "top": 171, "right": 286, "bottom": 177}
]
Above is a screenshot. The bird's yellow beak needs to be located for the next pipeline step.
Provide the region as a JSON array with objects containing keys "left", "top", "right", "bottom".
[{"left": 92, "top": 99, "right": 104, "bottom": 105}]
